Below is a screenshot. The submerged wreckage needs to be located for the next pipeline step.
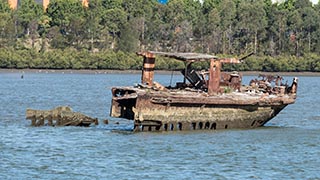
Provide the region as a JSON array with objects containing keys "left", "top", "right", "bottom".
[
  {"left": 26, "top": 106, "right": 98, "bottom": 126},
  {"left": 110, "top": 51, "right": 298, "bottom": 132}
]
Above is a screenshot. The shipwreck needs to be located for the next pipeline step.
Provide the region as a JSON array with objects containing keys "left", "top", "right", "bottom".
[
  {"left": 110, "top": 51, "right": 298, "bottom": 132},
  {"left": 26, "top": 106, "right": 99, "bottom": 127}
]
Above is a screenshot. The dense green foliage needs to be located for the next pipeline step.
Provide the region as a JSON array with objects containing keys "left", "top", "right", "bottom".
[{"left": 0, "top": 0, "right": 320, "bottom": 71}]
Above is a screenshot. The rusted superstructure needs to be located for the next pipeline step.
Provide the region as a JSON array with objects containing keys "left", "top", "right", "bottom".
[{"left": 110, "top": 51, "right": 298, "bottom": 132}]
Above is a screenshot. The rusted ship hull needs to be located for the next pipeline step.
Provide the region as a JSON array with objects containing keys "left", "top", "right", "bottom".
[
  {"left": 110, "top": 51, "right": 298, "bottom": 132},
  {"left": 110, "top": 87, "right": 295, "bottom": 132},
  {"left": 133, "top": 104, "right": 287, "bottom": 131}
]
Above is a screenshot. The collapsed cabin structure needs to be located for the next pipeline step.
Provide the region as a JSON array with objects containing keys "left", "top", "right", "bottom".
[{"left": 110, "top": 51, "right": 298, "bottom": 132}]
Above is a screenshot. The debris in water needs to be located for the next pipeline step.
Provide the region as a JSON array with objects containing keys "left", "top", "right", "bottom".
[{"left": 26, "top": 106, "right": 98, "bottom": 127}]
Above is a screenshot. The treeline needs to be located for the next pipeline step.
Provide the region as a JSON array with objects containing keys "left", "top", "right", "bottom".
[
  {"left": 1, "top": 48, "right": 319, "bottom": 72},
  {"left": 0, "top": 0, "right": 320, "bottom": 71},
  {"left": 0, "top": 48, "right": 185, "bottom": 70}
]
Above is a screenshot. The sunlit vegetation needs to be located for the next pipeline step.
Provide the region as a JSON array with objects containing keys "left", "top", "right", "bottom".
[{"left": 0, "top": 0, "right": 319, "bottom": 71}]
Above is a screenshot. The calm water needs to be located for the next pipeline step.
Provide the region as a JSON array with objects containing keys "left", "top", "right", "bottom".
[{"left": 0, "top": 71, "right": 319, "bottom": 180}]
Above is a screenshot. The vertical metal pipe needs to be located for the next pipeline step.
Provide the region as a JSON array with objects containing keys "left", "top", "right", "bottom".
[
  {"left": 208, "top": 59, "right": 221, "bottom": 95},
  {"left": 141, "top": 52, "right": 155, "bottom": 85}
]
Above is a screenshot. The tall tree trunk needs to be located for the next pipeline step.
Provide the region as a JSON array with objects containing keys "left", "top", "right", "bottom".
[
  {"left": 14, "top": 21, "right": 17, "bottom": 37},
  {"left": 140, "top": 17, "right": 145, "bottom": 51},
  {"left": 222, "top": 31, "right": 226, "bottom": 54},
  {"left": 91, "top": 34, "right": 94, "bottom": 51},
  {"left": 228, "top": 25, "right": 232, "bottom": 54},
  {"left": 308, "top": 31, "right": 311, "bottom": 52},
  {"left": 295, "top": 39, "right": 299, "bottom": 57},
  {"left": 278, "top": 21, "right": 281, "bottom": 55},
  {"left": 254, "top": 30, "right": 257, "bottom": 54},
  {"left": 270, "top": 35, "right": 275, "bottom": 56},
  {"left": 111, "top": 32, "right": 115, "bottom": 49}
]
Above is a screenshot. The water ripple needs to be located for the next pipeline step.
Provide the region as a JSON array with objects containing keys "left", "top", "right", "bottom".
[{"left": 0, "top": 73, "right": 319, "bottom": 179}]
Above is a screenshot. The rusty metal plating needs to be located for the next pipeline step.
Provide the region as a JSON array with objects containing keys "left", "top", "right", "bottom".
[{"left": 111, "top": 51, "right": 298, "bottom": 132}]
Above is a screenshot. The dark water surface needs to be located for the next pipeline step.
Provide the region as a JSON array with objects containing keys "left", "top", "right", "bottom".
[{"left": 1, "top": 71, "right": 319, "bottom": 179}]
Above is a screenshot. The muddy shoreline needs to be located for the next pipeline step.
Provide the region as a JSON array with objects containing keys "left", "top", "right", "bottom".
[{"left": 1, "top": 68, "right": 320, "bottom": 76}]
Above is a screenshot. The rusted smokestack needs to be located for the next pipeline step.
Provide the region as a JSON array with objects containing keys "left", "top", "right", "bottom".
[
  {"left": 208, "top": 59, "right": 221, "bottom": 95},
  {"left": 141, "top": 52, "right": 155, "bottom": 86}
]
